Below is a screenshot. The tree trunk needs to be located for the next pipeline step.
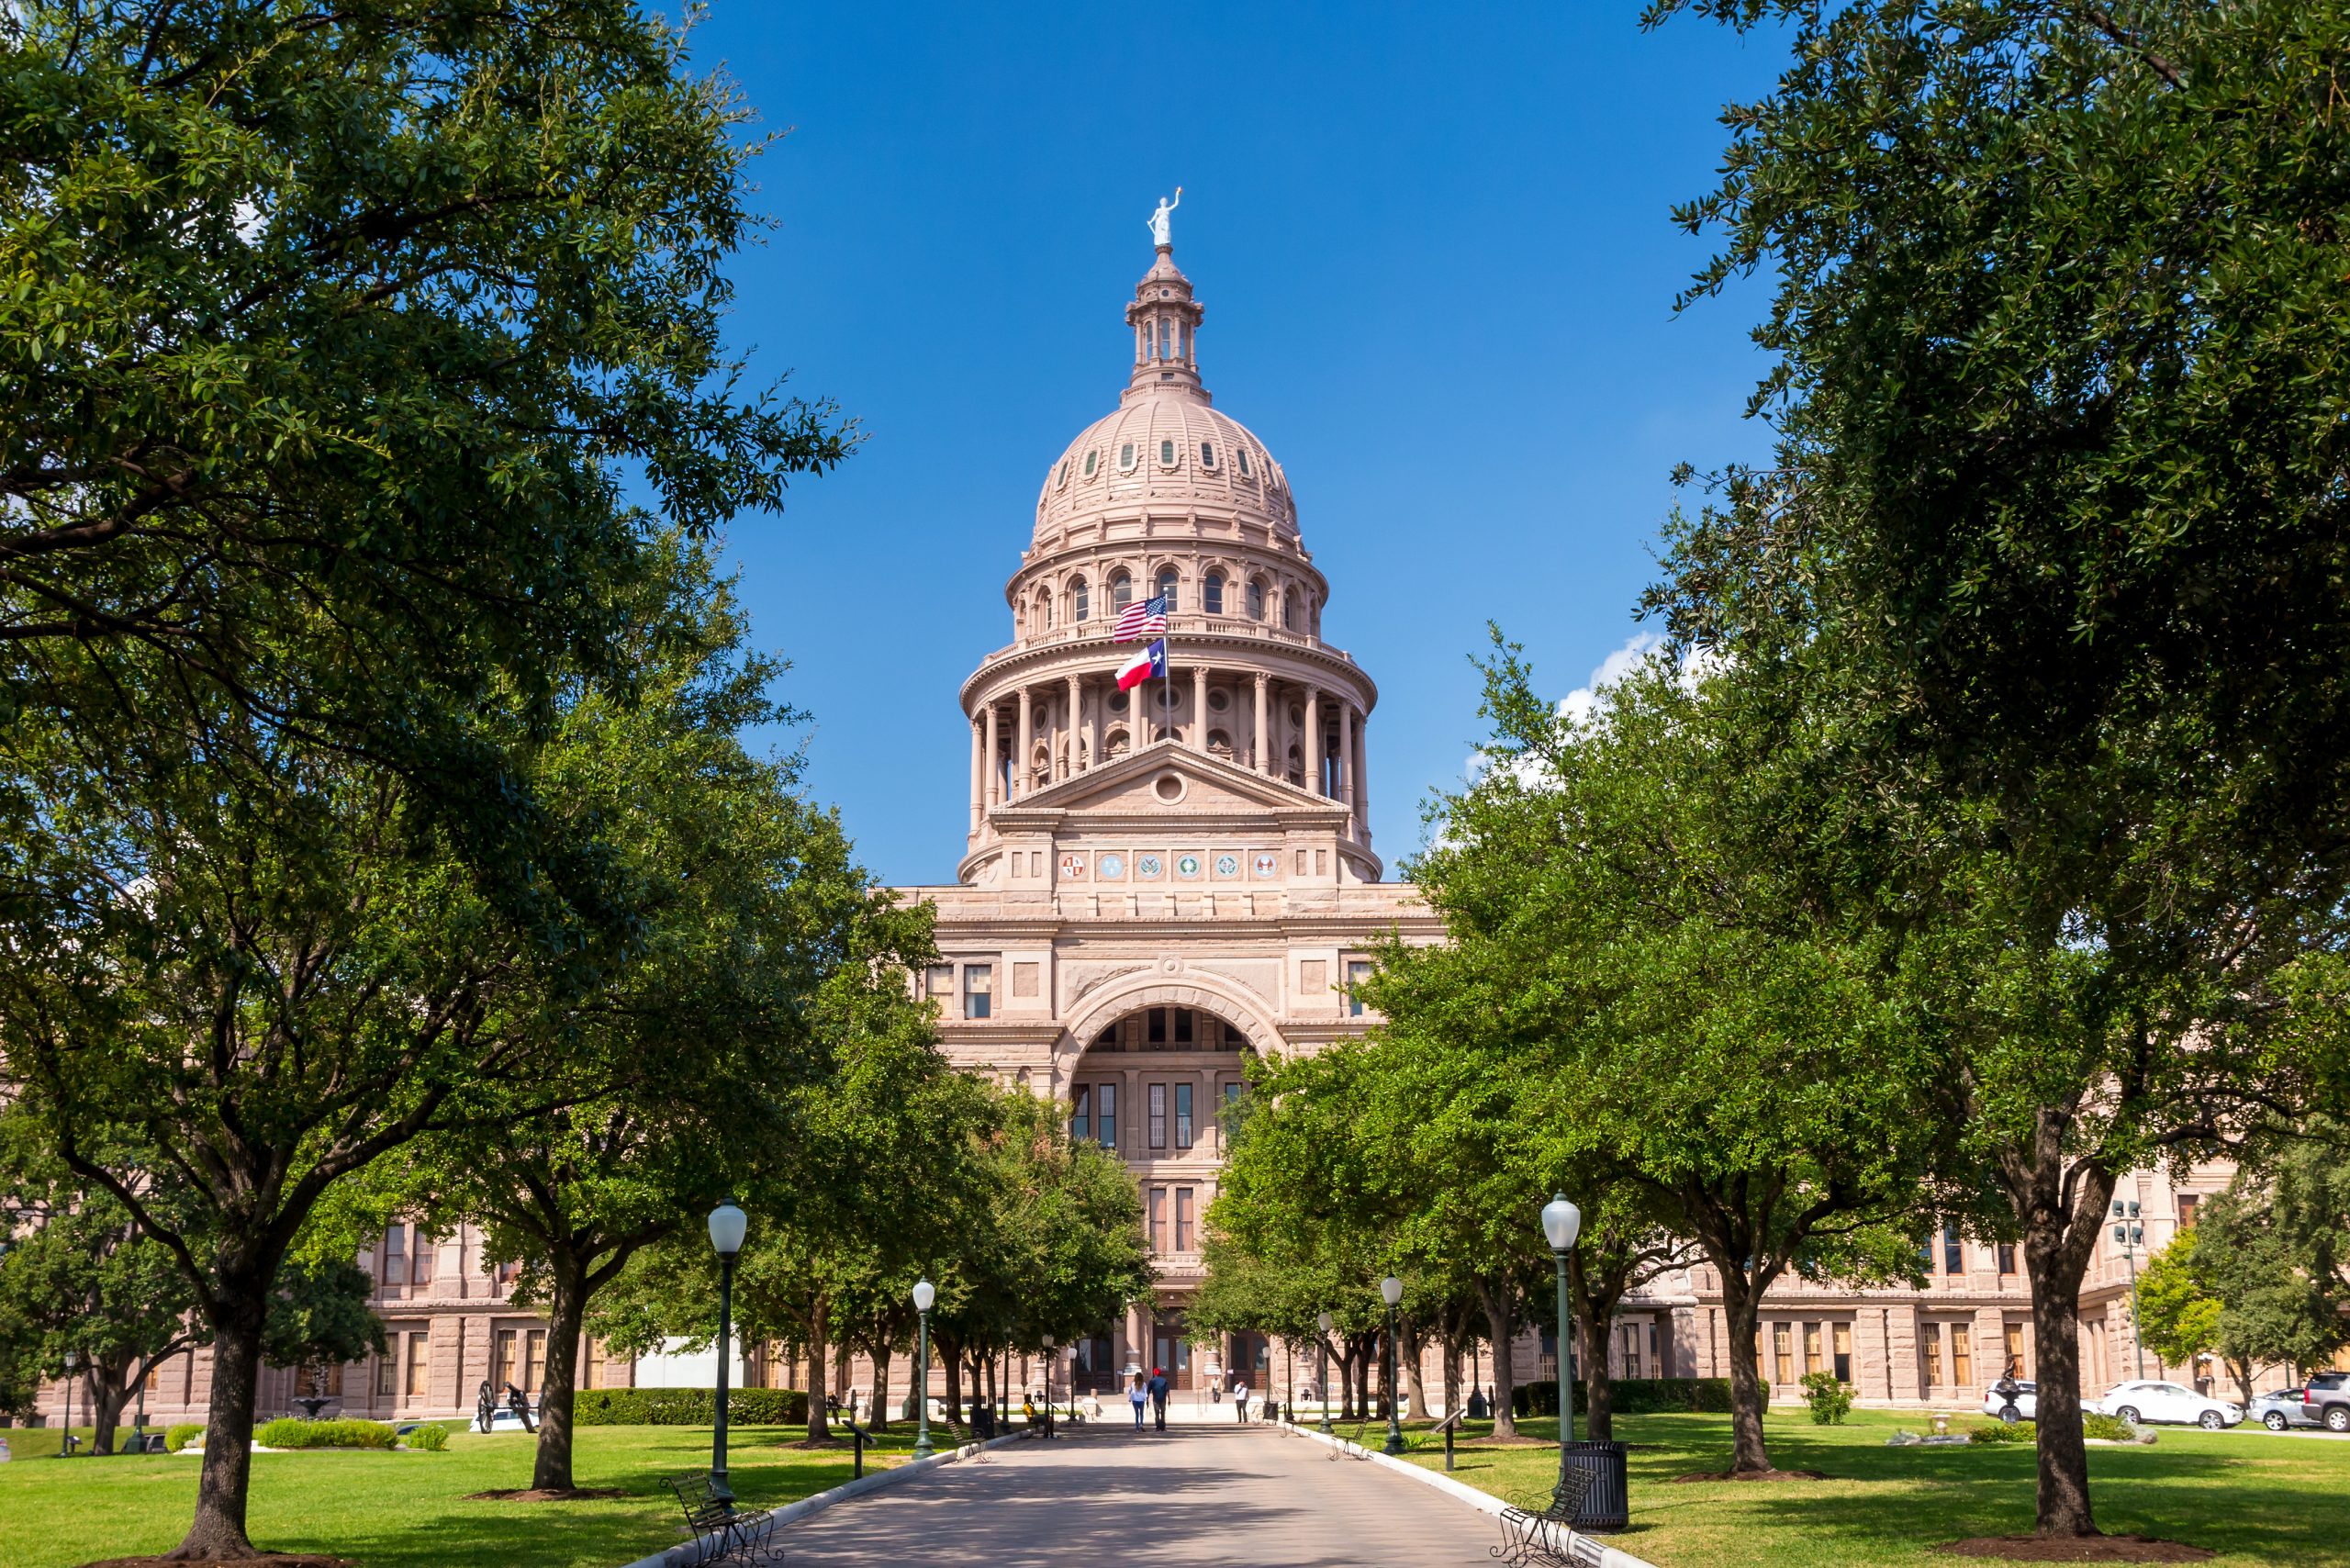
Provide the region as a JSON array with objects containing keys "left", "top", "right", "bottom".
[
  {"left": 87, "top": 1363, "right": 132, "bottom": 1456},
  {"left": 1444, "top": 1335, "right": 1461, "bottom": 1418},
  {"left": 1716, "top": 1263, "right": 1773, "bottom": 1475},
  {"left": 173, "top": 1282, "right": 268, "bottom": 1559},
  {"left": 941, "top": 1331, "right": 963, "bottom": 1420},
  {"left": 1480, "top": 1278, "right": 1520, "bottom": 1439},
  {"left": 870, "top": 1342, "right": 892, "bottom": 1430},
  {"left": 2019, "top": 1156, "right": 2115, "bottom": 1539},
  {"left": 1403, "top": 1320, "right": 1429, "bottom": 1419},
  {"left": 805, "top": 1318, "right": 831, "bottom": 1442},
  {"left": 530, "top": 1257, "right": 588, "bottom": 1492},
  {"left": 1581, "top": 1310, "right": 1615, "bottom": 1444}
]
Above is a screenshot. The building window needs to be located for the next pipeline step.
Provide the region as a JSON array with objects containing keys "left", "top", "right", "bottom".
[
  {"left": 405, "top": 1330, "right": 431, "bottom": 1398},
  {"left": 494, "top": 1327, "right": 518, "bottom": 1389},
  {"left": 1173, "top": 1007, "right": 1192, "bottom": 1045},
  {"left": 1083, "top": 450, "right": 1098, "bottom": 478},
  {"left": 1071, "top": 1086, "right": 1091, "bottom": 1143},
  {"left": 1096, "top": 1082, "right": 1117, "bottom": 1148},
  {"left": 1149, "top": 1187, "right": 1168, "bottom": 1251},
  {"left": 1238, "top": 448, "right": 1252, "bottom": 477},
  {"left": 1112, "top": 572, "right": 1133, "bottom": 610},
  {"left": 376, "top": 1343, "right": 397, "bottom": 1397},
  {"left": 2005, "top": 1321, "right": 2028, "bottom": 1379},
  {"left": 1200, "top": 442, "right": 1215, "bottom": 467},
  {"left": 1247, "top": 579, "right": 1265, "bottom": 621},
  {"left": 1950, "top": 1323, "right": 1974, "bottom": 1387},
  {"left": 1157, "top": 568, "right": 1179, "bottom": 611},
  {"left": 964, "top": 964, "right": 992, "bottom": 1019},
  {"left": 384, "top": 1224, "right": 406, "bottom": 1286},
  {"left": 1147, "top": 1008, "right": 1167, "bottom": 1045},
  {"left": 925, "top": 965, "right": 954, "bottom": 1003},
  {"left": 1149, "top": 1083, "right": 1168, "bottom": 1150},
  {"left": 1175, "top": 1083, "right": 1194, "bottom": 1149},
  {"left": 1943, "top": 1221, "right": 1963, "bottom": 1275},
  {"left": 1803, "top": 1322, "right": 1822, "bottom": 1378},
  {"left": 1203, "top": 573, "right": 1225, "bottom": 614},
  {"left": 1058, "top": 461, "right": 1069, "bottom": 488},
  {"left": 1037, "top": 589, "right": 1054, "bottom": 629},
  {"left": 1175, "top": 1187, "right": 1194, "bottom": 1251},
  {"left": 1159, "top": 439, "right": 1176, "bottom": 466},
  {"left": 1120, "top": 442, "right": 1136, "bottom": 470},
  {"left": 1833, "top": 1322, "right": 1852, "bottom": 1383},
  {"left": 1771, "top": 1323, "right": 1792, "bottom": 1384},
  {"left": 2177, "top": 1193, "right": 2199, "bottom": 1229},
  {"left": 1996, "top": 1241, "right": 2017, "bottom": 1274},
  {"left": 1921, "top": 1321, "right": 1943, "bottom": 1387},
  {"left": 1347, "top": 960, "right": 1374, "bottom": 1017},
  {"left": 1073, "top": 578, "right": 1090, "bottom": 622}
]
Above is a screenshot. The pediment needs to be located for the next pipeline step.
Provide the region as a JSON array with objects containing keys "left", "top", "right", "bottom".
[{"left": 998, "top": 740, "right": 1342, "bottom": 822}]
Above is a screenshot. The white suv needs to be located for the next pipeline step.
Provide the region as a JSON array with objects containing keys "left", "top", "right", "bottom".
[{"left": 2093, "top": 1379, "right": 2244, "bottom": 1429}]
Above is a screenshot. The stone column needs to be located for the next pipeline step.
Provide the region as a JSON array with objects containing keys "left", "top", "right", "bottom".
[
  {"left": 968, "top": 717, "right": 984, "bottom": 836},
  {"left": 1067, "top": 673, "right": 1083, "bottom": 774},
  {"left": 1015, "top": 686, "right": 1033, "bottom": 800},
  {"left": 1084, "top": 678, "right": 1099, "bottom": 771},
  {"left": 1337, "top": 698, "right": 1355, "bottom": 812},
  {"left": 1304, "top": 687, "right": 1322, "bottom": 795},
  {"left": 984, "top": 701, "right": 1001, "bottom": 810},
  {"left": 1354, "top": 710, "right": 1371, "bottom": 839},
  {"left": 1192, "top": 664, "right": 1208, "bottom": 751},
  {"left": 1253, "top": 673, "right": 1270, "bottom": 774}
]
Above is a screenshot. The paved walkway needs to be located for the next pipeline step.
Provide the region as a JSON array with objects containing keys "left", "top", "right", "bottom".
[{"left": 777, "top": 1424, "right": 1500, "bottom": 1567}]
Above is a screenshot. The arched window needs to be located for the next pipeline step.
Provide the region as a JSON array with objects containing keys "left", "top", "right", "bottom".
[
  {"left": 1057, "top": 461, "right": 1069, "bottom": 489},
  {"left": 1207, "top": 729, "right": 1233, "bottom": 759},
  {"left": 1106, "top": 727, "right": 1131, "bottom": 759},
  {"left": 1083, "top": 450, "right": 1099, "bottom": 478},
  {"left": 1238, "top": 449, "right": 1253, "bottom": 478},
  {"left": 1035, "top": 588, "right": 1054, "bottom": 630},
  {"left": 1247, "top": 579, "right": 1265, "bottom": 621},
  {"left": 1112, "top": 572, "right": 1133, "bottom": 610},
  {"left": 1159, "top": 439, "right": 1176, "bottom": 466},
  {"left": 1283, "top": 588, "right": 1300, "bottom": 632},
  {"left": 1072, "top": 577, "right": 1090, "bottom": 622},
  {"left": 1120, "top": 442, "right": 1136, "bottom": 471},
  {"left": 1156, "top": 568, "right": 1179, "bottom": 611},
  {"left": 1286, "top": 745, "right": 1304, "bottom": 786},
  {"left": 1203, "top": 573, "right": 1225, "bottom": 614},
  {"left": 1158, "top": 320, "right": 1171, "bottom": 359},
  {"left": 1200, "top": 442, "right": 1215, "bottom": 468}
]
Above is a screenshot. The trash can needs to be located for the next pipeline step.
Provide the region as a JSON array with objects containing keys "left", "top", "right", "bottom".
[{"left": 1563, "top": 1439, "right": 1630, "bottom": 1533}]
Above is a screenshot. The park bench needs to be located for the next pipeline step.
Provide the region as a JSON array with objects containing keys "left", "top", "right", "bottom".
[
  {"left": 664, "top": 1471, "right": 775, "bottom": 1565},
  {"left": 1494, "top": 1467, "right": 1600, "bottom": 1568}
]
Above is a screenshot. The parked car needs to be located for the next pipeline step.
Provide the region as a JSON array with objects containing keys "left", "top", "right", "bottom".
[
  {"left": 2092, "top": 1380, "right": 2244, "bottom": 1429},
  {"left": 1982, "top": 1381, "right": 2039, "bottom": 1422},
  {"left": 2300, "top": 1372, "right": 2350, "bottom": 1433},
  {"left": 2246, "top": 1389, "right": 2323, "bottom": 1432}
]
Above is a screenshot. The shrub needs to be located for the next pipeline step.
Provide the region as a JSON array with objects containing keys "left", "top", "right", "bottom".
[
  {"left": 1799, "top": 1372, "right": 1853, "bottom": 1426},
  {"left": 1970, "top": 1418, "right": 2035, "bottom": 1443},
  {"left": 2082, "top": 1412, "right": 2145, "bottom": 1443},
  {"left": 164, "top": 1423, "right": 205, "bottom": 1453},
  {"left": 1511, "top": 1380, "right": 1560, "bottom": 1417},
  {"left": 403, "top": 1421, "right": 450, "bottom": 1451},
  {"left": 256, "top": 1417, "right": 396, "bottom": 1450},
  {"left": 1506, "top": 1378, "right": 1735, "bottom": 1418},
  {"left": 572, "top": 1387, "right": 809, "bottom": 1427}
]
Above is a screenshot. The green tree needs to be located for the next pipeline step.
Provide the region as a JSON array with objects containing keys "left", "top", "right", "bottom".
[
  {"left": 2133, "top": 1242, "right": 2223, "bottom": 1389},
  {"left": 1644, "top": 0, "right": 2350, "bottom": 1536}
]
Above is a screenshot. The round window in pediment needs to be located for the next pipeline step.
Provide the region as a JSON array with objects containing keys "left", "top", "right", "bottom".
[
  {"left": 1154, "top": 773, "right": 1185, "bottom": 803},
  {"left": 1207, "top": 689, "right": 1230, "bottom": 712}
]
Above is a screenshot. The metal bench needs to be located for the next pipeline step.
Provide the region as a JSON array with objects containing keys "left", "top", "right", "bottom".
[
  {"left": 665, "top": 1472, "right": 775, "bottom": 1565},
  {"left": 1494, "top": 1468, "right": 1600, "bottom": 1568}
]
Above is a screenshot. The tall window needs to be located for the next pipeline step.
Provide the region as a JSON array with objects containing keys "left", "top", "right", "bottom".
[
  {"left": 524, "top": 1328, "right": 547, "bottom": 1394},
  {"left": 494, "top": 1328, "right": 518, "bottom": 1389},
  {"left": 405, "top": 1330, "right": 431, "bottom": 1398},
  {"left": 2005, "top": 1322, "right": 2028, "bottom": 1379},
  {"left": 1147, "top": 1008, "right": 1167, "bottom": 1045},
  {"left": 1148, "top": 1083, "right": 1168, "bottom": 1150},
  {"left": 1203, "top": 573, "right": 1225, "bottom": 614},
  {"left": 1120, "top": 442, "right": 1136, "bottom": 470},
  {"left": 1173, "top": 1007, "right": 1192, "bottom": 1044},
  {"left": 925, "top": 965, "right": 953, "bottom": 1003},
  {"left": 2177, "top": 1193, "right": 2199, "bottom": 1229},
  {"left": 1833, "top": 1322, "right": 1853, "bottom": 1383},
  {"left": 1921, "top": 1321, "right": 1943, "bottom": 1387},
  {"left": 1237, "top": 448, "right": 1252, "bottom": 477},
  {"left": 1802, "top": 1322, "right": 1822, "bottom": 1377},
  {"left": 1175, "top": 1188, "right": 1194, "bottom": 1251},
  {"left": 410, "top": 1231, "right": 435, "bottom": 1286},
  {"left": 1174, "top": 1083, "right": 1194, "bottom": 1149},
  {"left": 1943, "top": 1220, "right": 1964, "bottom": 1274},
  {"left": 1071, "top": 1086, "right": 1091, "bottom": 1143},
  {"left": 377, "top": 1342, "right": 397, "bottom": 1397},
  {"left": 1347, "top": 960, "right": 1374, "bottom": 1017},
  {"left": 1996, "top": 1241, "right": 2017, "bottom": 1274},
  {"left": 1037, "top": 589, "right": 1054, "bottom": 629},
  {"left": 1283, "top": 592, "right": 1299, "bottom": 631},
  {"left": 1148, "top": 1187, "right": 1168, "bottom": 1251},
  {"left": 1200, "top": 442, "right": 1215, "bottom": 467},
  {"left": 1112, "top": 572, "right": 1133, "bottom": 610},
  {"left": 1771, "top": 1323, "right": 1792, "bottom": 1383},
  {"left": 963, "top": 964, "right": 992, "bottom": 1019},
  {"left": 1096, "top": 1082, "right": 1118, "bottom": 1149},
  {"left": 1951, "top": 1323, "right": 1974, "bottom": 1387},
  {"left": 1247, "top": 579, "right": 1265, "bottom": 621},
  {"left": 1159, "top": 438, "right": 1176, "bottom": 465},
  {"left": 1073, "top": 577, "right": 1090, "bottom": 622},
  {"left": 384, "top": 1224, "right": 406, "bottom": 1287},
  {"left": 1156, "top": 568, "right": 1179, "bottom": 611}
]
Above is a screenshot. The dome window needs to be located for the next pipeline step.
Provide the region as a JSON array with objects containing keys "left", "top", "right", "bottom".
[
  {"left": 1200, "top": 442, "right": 1215, "bottom": 468},
  {"left": 1119, "top": 442, "right": 1137, "bottom": 471},
  {"left": 1203, "top": 573, "right": 1225, "bottom": 614},
  {"left": 1083, "top": 450, "right": 1099, "bottom": 478},
  {"left": 1159, "top": 439, "right": 1176, "bottom": 467},
  {"left": 1057, "top": 461, "right": 1069, "bottom": 489},
  {"left": 1156, "top": 568, "right": 1180, "bottom": 612},
  {"left": 1112, "top": 572, "right": 1133, "bottom": 610},
  {"left": 1108, "top": 690, "right": 1131, "bottom": 714},
  {"left": 1036, "top": 588, "right": 1054, "bottom": 630},
  {"left": 1247, "top": 579, "right": 1266, "bottom": 621},
  {"left": 1073, "top": 577, "right": 1090, "bottom": 622},
  {"left": 1237, "top": 449, "right": 1253, "bottom": 478}
]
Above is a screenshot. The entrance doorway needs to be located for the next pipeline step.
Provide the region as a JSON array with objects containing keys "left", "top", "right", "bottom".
[
  {"left": 1227, "top": 1332, "right": 1270, "bottom": 1392},
  {"left": 1152, "top": 1309, "right": 1194, "bottom": 1390}
]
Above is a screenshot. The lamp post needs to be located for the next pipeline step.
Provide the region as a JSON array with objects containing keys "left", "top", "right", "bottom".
[
  {"left": 1039, "top": 1334, "right": 1055, "bottom": 1436},
  {"left": 1541, "top": 1192, "right": 1583, "bottom": 1501},
  {"left": 706, "top": 1199, "right": 746, "bottom": 1505},
  {"left": 1316, "top": 1311, "right": 1335, "bottom": 1434},
  {"left": 62, "top": 1350, "right": 78, "bottom": 1454},
  {"left": 2112, "top": 1200, "right": 2147, "bottom": 1379},
  {"left": 1381, "top": 1275, "right": 1405, "bottom": 1455},
  {"left": 912, "top": 1277, "right": 937, "bottom": 1460}
]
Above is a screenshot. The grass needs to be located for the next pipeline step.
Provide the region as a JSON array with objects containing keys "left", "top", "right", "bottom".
[
  {"left": 0, "top": 1421, "right": 933, "bottom": 1568},
  {"left": 1399, "top": 1407, "right": 2350, "bottom": 1567}
]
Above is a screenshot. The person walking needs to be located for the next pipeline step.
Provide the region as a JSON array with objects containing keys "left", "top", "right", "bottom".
[
  {"left": 1128, "top": 1372, "right": 1147, "bottom": 1429},
  {"left": 1233, "top": 1376, "right": 1250, "bottom": 1425},
  {"left": 1148, "top": 1365, "right": 1169, "bottom": 1431}
]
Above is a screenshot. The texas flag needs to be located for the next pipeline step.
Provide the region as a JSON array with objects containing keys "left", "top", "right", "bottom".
[{"left": 1116, "top": 638, "right": 1166, "bottom": 692}]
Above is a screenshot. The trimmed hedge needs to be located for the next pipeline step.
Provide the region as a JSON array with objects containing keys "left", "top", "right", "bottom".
[
  {"left": 573, "top": 1387, "right": 809, "bottom": 1427},
  {"left": 403, "top": 1421, "right": 451, "bottom": 1451},
  {"left": 1509, "top": 1378, "right": 1735, "bottom": 1417},
  {"left": 165, "top": 1423, "right": 206, "bottom": 1453},
  {"left": 256, "top": 1417, "right": 395, "bottom": 1450}
]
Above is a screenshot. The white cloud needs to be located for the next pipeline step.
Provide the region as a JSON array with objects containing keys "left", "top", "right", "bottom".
[{"left": 1558, "top": 632, "right": 1664, "bottom": 728}]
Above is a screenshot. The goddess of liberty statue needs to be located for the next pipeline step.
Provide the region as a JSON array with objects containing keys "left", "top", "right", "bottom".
[{"left": 1147, "top": 187, "right": 1181, "bottom": 248}]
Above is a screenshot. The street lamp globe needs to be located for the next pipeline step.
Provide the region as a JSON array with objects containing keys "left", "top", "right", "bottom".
[
  {"left": 1541, "top": 1193, "right": 1582, "bottom": 1254},
  {"left": 1381, "top": 1275, "right": 1404, "bottom": 1307},
  {"left": 1041, "top": 1333, "right": 1054, "bottom": 1350},
  {"left": 1316, "top": 1311, "right": 1333, "bottom": 1333},
  {"left": 706, "top": 1199, "right": 747, "bottom": 1257},
  {"left": 912, "top": 1276, "right": 936, "bottom": 1313}
]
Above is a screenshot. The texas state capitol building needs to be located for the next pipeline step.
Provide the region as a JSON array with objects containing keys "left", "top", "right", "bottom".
[{"left": 897, "top": 231, "right": 1443, "bottom": 1393}]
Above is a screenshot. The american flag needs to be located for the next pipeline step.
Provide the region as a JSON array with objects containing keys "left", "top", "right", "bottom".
[{"left": 1113, "top": 594, "right": 1168, "bottom": 643}]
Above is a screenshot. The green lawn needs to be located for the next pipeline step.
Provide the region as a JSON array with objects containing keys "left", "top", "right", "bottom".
[
  {"left": 1401, "top": 1408, "right": 2350, "bottom": 1567},
  {"left": 0, "top": 1422, "right": 930, "bottom": 1568}
]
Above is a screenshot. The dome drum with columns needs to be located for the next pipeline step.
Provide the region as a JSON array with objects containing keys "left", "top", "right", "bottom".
[{"left": 893, "top": 229, "right": 1443, "bottom": 1380}]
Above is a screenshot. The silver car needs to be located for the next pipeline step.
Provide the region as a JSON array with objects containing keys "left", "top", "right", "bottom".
[
  {"left": 2246, "top": 1388, "right": 2322, "bottom": 1432},
  {"left": 1982, "top": 1381, "right": 2038, "bottom": 1422}
]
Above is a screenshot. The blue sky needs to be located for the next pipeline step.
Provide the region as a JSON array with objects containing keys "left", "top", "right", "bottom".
[{"left": 687, "top": 2, "right": 1790, "bottom": 885}]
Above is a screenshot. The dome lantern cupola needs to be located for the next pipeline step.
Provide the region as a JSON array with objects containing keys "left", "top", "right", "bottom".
[{"left": 1126, "top": 246, "right": 1205, "bottom": 400}]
